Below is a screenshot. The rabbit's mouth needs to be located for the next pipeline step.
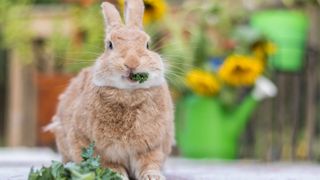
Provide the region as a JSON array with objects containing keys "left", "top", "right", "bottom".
[
  {"left": 122, "top": 73, "right": 139, "bottom": 84},
  {"left": 122, "top": 72, "right": 149, "bottom": 84},
  {"left": 122, "top": 75, "right": 137, "bottom": 83},
  {"left": 129, "top": 72, "right": 149, "bottom": 83}
]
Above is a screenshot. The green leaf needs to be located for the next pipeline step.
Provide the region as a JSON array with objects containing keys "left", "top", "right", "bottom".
[
  {"left": 28, "top": 168, "right": 39, "bottom": 180},
  {"left": 81, "top": 142, "right": 95, "bottom": 161},
  {"left": 51, "top": 161, "right": 66, "bottom": 178},
  {"left": 129, "top": 72, "right": 149, "bottom": 83},
  {"left": 30, "top": 166, "right": 54, "bottom": 180},
  {"left": 28, "top": 142, "right": 122, "bottom": 180}
]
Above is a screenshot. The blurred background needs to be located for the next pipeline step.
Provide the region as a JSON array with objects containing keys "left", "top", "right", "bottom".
[{"left": 0, "top": 0, "right": 319, "bottom": 162}]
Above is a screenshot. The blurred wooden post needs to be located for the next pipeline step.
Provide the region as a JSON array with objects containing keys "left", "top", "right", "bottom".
[
  {"left": 272, "top": 73, "right": 287, "bottom": 160},
  {"left": 290, "top": 74, "right": 301, "bottom": 160},
  {"left": 0, "top": 49, "right": 7, "bottom": 144},
  {"left": 304, "top": 49, "right": 317, "bottom": 160},
  {"left": 304, "top": 4, "right": 320, "bottom": 160},
  {"left": 6, "top": 51, "right": 37, "bottom": 147}
]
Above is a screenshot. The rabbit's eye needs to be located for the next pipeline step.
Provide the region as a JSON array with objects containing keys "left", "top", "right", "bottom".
[
  {"left": 107, "top": 41, "right": 113, "bottom": 50},
  {"left": 146, "top": 42, "right": 150, "bottom": 49}
]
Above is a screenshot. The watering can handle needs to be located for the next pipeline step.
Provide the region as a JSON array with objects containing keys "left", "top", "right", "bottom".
[{"left": 252, "top": 76, "right": 278, "bottom": 101}]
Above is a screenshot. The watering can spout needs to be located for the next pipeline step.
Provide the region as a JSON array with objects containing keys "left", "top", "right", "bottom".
[
  {"left": 227, "top": 76, "right": 277, "bottom": 136},
  {"left": 252, "top": 76, "right": 278, "bottom": 101}
]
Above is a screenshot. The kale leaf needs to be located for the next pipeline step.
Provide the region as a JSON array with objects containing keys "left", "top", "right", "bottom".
[
  {"left": 28, "top": 142, "right": 123, "bottom": 180},
  {"left": 129, "top": 72, "right": 149, "bottom": 83}
]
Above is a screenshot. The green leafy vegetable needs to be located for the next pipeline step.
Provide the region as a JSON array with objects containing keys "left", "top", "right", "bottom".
[
  {"left": 129, "top": 72, "right": 149, "bottom": 83},
  {"left": 28, "top": 142, "right": 123, "bottom": 180}
]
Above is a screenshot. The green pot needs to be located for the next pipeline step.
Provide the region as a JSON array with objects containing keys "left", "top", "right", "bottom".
[
  {"left": 251, "top": 10, "right": 309, "bottom": 72},
  {"left": 176, "top": 95, "right": 258, "bottom": 159}
]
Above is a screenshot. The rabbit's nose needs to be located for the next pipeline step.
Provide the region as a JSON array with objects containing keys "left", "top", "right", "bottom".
[{"left": 124, "top": 56, "right": 140, "bottom": 70}]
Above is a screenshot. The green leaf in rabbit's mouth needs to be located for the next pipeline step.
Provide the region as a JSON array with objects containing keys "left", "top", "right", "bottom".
[{"left": 129, "top": 72, "right": 149, "bottom": 83}]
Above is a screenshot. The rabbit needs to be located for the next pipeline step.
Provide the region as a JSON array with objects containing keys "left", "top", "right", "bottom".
[{"left": 47, "top": 1, "right": 174, "bottom": 180}]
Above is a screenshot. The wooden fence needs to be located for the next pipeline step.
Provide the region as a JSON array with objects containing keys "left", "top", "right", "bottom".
[{"left": 240, "top": 5, "right": 320, "bottom": 161}]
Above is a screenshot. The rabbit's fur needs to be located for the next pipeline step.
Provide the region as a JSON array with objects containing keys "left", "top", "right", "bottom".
[{"left": 48, "top": 1, "right": 174, "bottom": 179}]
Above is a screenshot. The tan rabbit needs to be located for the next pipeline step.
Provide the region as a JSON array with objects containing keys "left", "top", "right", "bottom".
[{"left": 47, "top": 1, "right": 174, "bottom": 179}]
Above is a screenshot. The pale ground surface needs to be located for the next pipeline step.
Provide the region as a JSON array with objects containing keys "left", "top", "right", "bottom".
[{"left": 0, "top": 148, "right": 320, "bottom": 180}]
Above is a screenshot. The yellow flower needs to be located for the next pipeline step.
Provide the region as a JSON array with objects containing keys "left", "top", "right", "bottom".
[
  {"left": 185, "top": 70, "right": 220, "bottom": 96},
  {"left": 218, "top": 55, "right": 263, "bottom": 87},
  {"left": 265, "top": 42, "right": 277, "bottom": 55},
  {"left": 253, "top": 41, "right": 277, "bottom": 61},
  {"left": 118, "top": 0, "right": 167, "bottom": 25}
]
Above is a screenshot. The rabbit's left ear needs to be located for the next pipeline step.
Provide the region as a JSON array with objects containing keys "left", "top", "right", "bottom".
[
  {"left": 124, "top": 0, "right": 144, "bottom": 29},
  {"left": 101, "top": 2, "right": 122, "bottom": 32}
]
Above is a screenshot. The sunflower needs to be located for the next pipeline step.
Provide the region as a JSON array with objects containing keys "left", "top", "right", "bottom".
[
  {"left": 218, "top": 55, "right": 263, "bottom": 87},
  {"left": 118, "top": 0, "right": 167, "bottom": 25},
  {"left": 252, "top": 41, "right": 277, "bottom": 61},
  {"left": 185, "top": 70, "right": 220, "bottom": 96}
]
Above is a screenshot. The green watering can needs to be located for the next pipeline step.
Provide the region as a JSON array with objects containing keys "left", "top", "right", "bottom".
[
  {"left": 176, "top": 77, "right": 277, "bottom": 159},
  {"left": 251, "top": 10, "right": 309, "bottom": 72}
]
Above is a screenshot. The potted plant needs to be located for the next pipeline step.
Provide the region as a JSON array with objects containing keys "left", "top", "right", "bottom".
[
  {"left": 178, "top": 62, "right": 277, "bottom": 159},
  {"left": 160, "top": 0, "right": 278, "bottom": 159}
]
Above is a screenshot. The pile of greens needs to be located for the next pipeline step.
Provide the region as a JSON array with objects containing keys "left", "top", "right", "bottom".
[
  {"left": 129, "top": 72, "right": 149, "bottom": 83},
  {"left": 28, "top": 143, "right": 122, "bottom": 180}
]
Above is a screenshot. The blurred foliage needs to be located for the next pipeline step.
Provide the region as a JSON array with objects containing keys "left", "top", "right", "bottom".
[
  {"left": 41, "top": 3, "right": 105, "bottom": 73},
  {"left": 248, "top": 0, "right": 319, "bottom": 8},
  {"left": 53, "top": 4, "right": 104, "bottom": 73},
  {"left": 279, "top": 0, "right": 319, "bottom": 6},
  {"left": 0, "top": 0, "right": 34, "bottom": 64},
  {"left": 158, "top": 0, "right": 272, "bottom": 96},
  {"left": 0, "top": 0, "right": 104, "bottom": 72},
  {"left": 33, "top": 0, "right": 61, "bottom": 4}
]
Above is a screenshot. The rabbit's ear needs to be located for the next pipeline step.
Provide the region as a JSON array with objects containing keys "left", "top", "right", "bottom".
[
  {"left": 101, "top": 2, "right": 122, "bottom": 31},
  {"left": 124, "top": 0, "right": 144, "bottom": 29}
]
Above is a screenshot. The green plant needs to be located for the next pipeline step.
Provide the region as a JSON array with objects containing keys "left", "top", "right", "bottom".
[
  {"left": 0, "top": 1, "right": 104, "bottom": 73},
  {"left": 129, "top": 72, "right": 149, "bottom": 83},
  {"left": 47, "top": 4, "right": 105, "bottom": 73},
  {"left": 0, "top": 0, "right": 33, "bottom": 64},
  {"left": 28, "top": 142, "right": 122, "bottom": 180},
  {"left": 63, "top": 4, "right": 104, "bottom": 73},
  {"left": 157, "top": 0, "right": 250, "bottom": 92}
]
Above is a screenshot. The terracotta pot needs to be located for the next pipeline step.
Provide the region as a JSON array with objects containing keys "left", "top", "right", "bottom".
[{"left": 36, "top": 73, "right": 73, "bottom": 147}]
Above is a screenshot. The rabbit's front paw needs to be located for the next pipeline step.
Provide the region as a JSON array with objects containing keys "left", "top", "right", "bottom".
[{"left": 140, "top": 170, "right": 165, "bottom": 180}]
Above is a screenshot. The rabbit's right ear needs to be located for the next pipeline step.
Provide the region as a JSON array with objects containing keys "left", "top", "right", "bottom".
[
  {"left": 124, "top": 0, "right": 144, "bottom": 29},
  {"left": 101, "top": 2, "right": 122, "bottom": 32}
]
